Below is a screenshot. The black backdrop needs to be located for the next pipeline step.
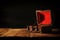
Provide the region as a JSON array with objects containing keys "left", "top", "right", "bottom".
[{"left": 0, "top": 0, "right": 60, "bottom": 28}]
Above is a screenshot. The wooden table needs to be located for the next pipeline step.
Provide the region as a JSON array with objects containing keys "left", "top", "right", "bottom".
[{"left": 0, "top": 28, "right": 60, "bottom": 37}]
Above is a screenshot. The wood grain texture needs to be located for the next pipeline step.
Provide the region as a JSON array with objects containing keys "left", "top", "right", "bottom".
[{"left": 0, "top": 28, "right": 60, "bottom": 37}]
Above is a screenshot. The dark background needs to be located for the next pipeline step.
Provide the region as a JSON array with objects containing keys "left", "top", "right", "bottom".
[{"left": 0, "top": 0, "right": 60, "bottom": 29}]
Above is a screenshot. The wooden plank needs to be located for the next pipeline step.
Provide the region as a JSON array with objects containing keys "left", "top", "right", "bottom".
[
  {"left": 1, "top": 29, "right": 21, "bottom": 36},
  {"left": 1, "top": 29, "right": 26, "bottom": 36},
  {"left": 0, "top": 28, "right": 10, "bottom": 36}
]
